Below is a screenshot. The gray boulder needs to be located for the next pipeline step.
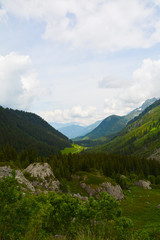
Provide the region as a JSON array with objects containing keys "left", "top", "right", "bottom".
[
  {"left": 134, "top": 180, "right": 151, "bottom": 189},
  {"left": 101, "top": 182, "right": 124, "bottom": 200},
  {"left": 24, "top": 163, "right": 60, "bottom": 191}
]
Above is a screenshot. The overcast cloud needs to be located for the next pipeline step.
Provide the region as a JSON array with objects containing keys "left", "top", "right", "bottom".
[{"left": 0, "top": 0, "right": 160, "bottom": 125}]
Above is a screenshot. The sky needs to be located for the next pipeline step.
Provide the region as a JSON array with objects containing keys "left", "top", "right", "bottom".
[{"left": 0, "top": 0, "right": 160, "bottom": 126}]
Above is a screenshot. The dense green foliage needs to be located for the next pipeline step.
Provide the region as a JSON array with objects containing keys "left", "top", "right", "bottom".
[
  {"left": 0, "top": 173, "right": 135, "bottom": 240},
  {"left": 0, "top": 106, "right": 71, "bottom": 156}
]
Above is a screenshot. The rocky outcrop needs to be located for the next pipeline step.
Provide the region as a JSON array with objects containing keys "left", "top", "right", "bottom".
[
  {"left": 80, "top": 181, "right": 124, "bottom": 200},
  {"left": 134, "top": 180, "right": 151, "bottom": 189},
  {"left": 24, "top": 163, "right": 60, "bottom": 191},
  {"left": 0, "top": 166, "right": 12, "bottom": 178},
  {"left": 0, "top": 166, "right": 35, "bottom": 192},
  {"left": 101, "top": 182, "right": 124, "bottom": 200}
]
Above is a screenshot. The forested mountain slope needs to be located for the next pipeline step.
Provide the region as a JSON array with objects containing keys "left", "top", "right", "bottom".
[
  {"left": 84, "top": 115, "right": 127, "bottom": 140},
  {"left": 96, "top": 99, "right": 160, "bottom": 160},
  {"left": 79, "top": 98, "right": 157, "bottom": 141},
  {"left": 0, "top": 106, "right": 71, "bottom": 155}
]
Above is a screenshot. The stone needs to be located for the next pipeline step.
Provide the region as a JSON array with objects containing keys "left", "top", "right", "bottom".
[
  {"left": 24, "top": 163, "right": 60, "bottom": 191},
  {"left": 0, "top": 166, "right": 35, "bottom": 192},
  {"left": 134, "top": 180, "right": 151, "bottom": 189},
  {"left": 157, "top": 204, "right": 160, "bottom": 209},
  {"left": 101, "top": 182, "right": 124, "bottom": 200}
]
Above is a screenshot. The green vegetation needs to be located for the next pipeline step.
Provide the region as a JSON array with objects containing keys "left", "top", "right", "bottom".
[
  {"left": 0, "top": 106, "right": 71, "bottom": 156},
  {"left": 0, "top": 173, "right": 134, "bottom": 240},
  {"left": 61, "top": 144, "right": 85, "bottom": 154},
  {"left": 121, "top": 187, "right": 160, "bottom": 229},
  {"left": 96, "top": 100, "right": 160, "bottom": 159}
]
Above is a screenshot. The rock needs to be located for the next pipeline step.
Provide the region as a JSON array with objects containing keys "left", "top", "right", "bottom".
[
  {"left": 120, "top": 175, "right": 127, "bottom": 179},
  {"left": 73, "top": 193, "right": 88, "bottom": 201},
  {"left": 80, "top": 181, "right": 124, "bottom": 200},
  {"left": 24, "top": 163, "right": 60, "bottom": 191},
  {"left": 0, "top": 166, "right": 12, "bottom": 179},
  {"left": 24, "top": 163, "right": 54, "bottom": 180},
  {"left": 15, "top": 170, "right": 35, "bottom": 192},
  {"left": 134, "top": 180, "right": 151, "bottom": 189},
  {"left": 157, "top": 204, "right": 160, "bottom": 209},
  {"left": 101, "top": 182, "right": 124, "bottom": 200},
  {"left": 0, "top": 166, "right": 35, "bottom": 192}
]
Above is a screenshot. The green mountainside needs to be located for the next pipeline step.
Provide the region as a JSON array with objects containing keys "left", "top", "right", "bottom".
[
  {"left": 77, "top": 98, "right": 157, "bottom": 142},
  {"left": 96, "top": 99, "right": 160, "bottom": 160},
  {"left": 84, "top": 115, "right": 127, "bottom": 140},
  {"left": 0, "top": 106, "right": 71, "bottom": 155}
]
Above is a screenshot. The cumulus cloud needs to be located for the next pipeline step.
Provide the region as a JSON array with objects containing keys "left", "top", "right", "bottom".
[
  {"left": 104, "top": 58, "right": 160, "bottom": 116},
  {"left": 0, "top": 52, "right": 40, "bottom": 109},
  {"left": 38, "top": 106, "right": 98, "bottom": 125},
  {"left": 1, "top": 0, "right": 160, "bottom": 51}
]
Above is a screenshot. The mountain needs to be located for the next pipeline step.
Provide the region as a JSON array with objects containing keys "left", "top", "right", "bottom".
[
  {"left": 84, "top": 115, "right": 127, "bottom": 140},
  {"left": 54, "top": 120, "right": 102, "bottom": 139},
  {"left": 58, "top": 124, "right": 86, "bottom": 139},
  {"left": 79, "top": 98, "right": 157, "bottom": 141},
  {"left": 96, "top": 99, "right": 160, "bottom": 160},
  {"left": 0, "top": 106, "right": 71, "bottom": 155}
]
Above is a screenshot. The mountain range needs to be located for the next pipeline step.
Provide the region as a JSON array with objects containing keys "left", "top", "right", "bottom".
[{"left": 50, "top": 120, "right": 102, "bottom": 139}]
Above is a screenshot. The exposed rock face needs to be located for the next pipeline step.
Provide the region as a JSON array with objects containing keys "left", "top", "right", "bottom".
[
  {"left": 15, "top": 170, "right": 35, "bottom": 192},
  {"left": 101, "top": 182, "right": 124, "bottom": 200},
  {"left": 134, "top": 180, "right": 151, "bottom": 189},
  {"left": 0, "top": 166, "right": 12, "bottom": 179},
  {"left": 80, "top": 181, "right": 124, "bottom": 200},
  {"left": 24, "top": 163, "right": 60, "bottom": 191},
  {"left": 0, "top": 166, "right": 35, "bottom": 192}
]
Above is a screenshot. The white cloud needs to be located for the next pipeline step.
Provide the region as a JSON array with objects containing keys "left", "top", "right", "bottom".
[
  {"left": 38, "top": 106, "right": 99, "bottom": 125},
  {"left": 1, "top": 0, "right": 160, "bottom": 51},
  {"left": 104, "top": 57, "right": 160, "bottom": 116},
  {"left": 0, "top": 52, "right": 40, "bottom": 109}
]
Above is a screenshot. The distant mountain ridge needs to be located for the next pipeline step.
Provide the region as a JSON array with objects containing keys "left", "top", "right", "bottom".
[
  {"left": 52, "top": 120, "right": 102, "bottom": 139},
  {"left": 0, "top": 106, "right": 71, "bottom": 155}
]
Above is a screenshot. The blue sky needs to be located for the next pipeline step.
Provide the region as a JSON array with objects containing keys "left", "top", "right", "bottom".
[{"left": 0, "top": 0, "right": 160, "bottom": 125}]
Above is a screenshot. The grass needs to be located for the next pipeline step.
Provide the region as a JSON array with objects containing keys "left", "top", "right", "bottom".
[
  {"left": 61, "top": 144, "right": 85, "bottom": 154},
  {"left": 121, "top": 186, "right": 160, "bottom": 230}
]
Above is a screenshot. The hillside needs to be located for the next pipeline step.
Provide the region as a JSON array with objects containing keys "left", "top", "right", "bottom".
[
  {"left": 84, "top": 115, "right": 127, "bottom": 140},
  {"left": 77, "top": 98, "right": 157, "bottom": 142},
  {"left": 96, "top": 99, "right": 160, "bottom": 160},
  {"left": 0, "top": 106, "right": 71, "bottom": 155}
]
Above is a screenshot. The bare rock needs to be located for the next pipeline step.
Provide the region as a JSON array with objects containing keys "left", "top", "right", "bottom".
[
  {"left": 0, "top": 166, "right": 35, "bottom": 192},
  {"left": 24, "top": 163, "right": 60, "bottom": 191},
  {"left": 157, "top": 204, "right": 160, "bottom": 209},
  {"left": 80, "top": 181, "right": 124, "bottom": 200},
  {"left": 15, "top": 170, "right": 35, "bottom": 192},
  {"left": 0, "top": 166, "right": 12, "bottom": 179},
  {"left": 101, "top": 182, "right": 124, "bottom": 200},
  {"left": 134, "top": 180, "right": 151, "bottom": 189}
]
